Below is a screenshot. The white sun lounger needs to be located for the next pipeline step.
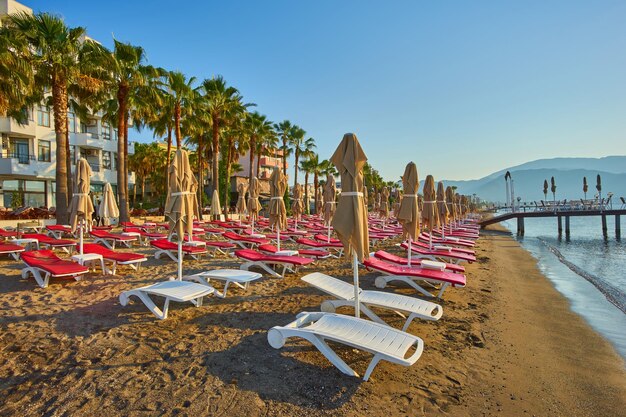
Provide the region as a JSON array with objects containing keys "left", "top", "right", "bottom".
[
  {"left": 119, "top": 281, "right": 215, "bottom": 320},
  {"left": 268, "top": 312, "right": 424, "bottom": 381},
  {"left": 302, "top": 272, "right": 442, "bottom": 331},
  {"left": 183, "top": 269, "right": 262, "bottom": 298}
]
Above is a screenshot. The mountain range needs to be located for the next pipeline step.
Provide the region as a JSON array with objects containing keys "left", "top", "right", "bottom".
[{"left": 435, "top": 156, "right": 626, "bottom": 203}]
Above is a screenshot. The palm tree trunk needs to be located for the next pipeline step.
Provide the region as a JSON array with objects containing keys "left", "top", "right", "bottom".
[
  {"left": 248, "top": 136, "right": 255, "bottom": 182},
  {"left": 141, "top": 177, "right": 145, "bottom": 201},
  {"left": 165, "top": 126, "right": 172, "bottom": 190},
  {"left": 293, "top": 150, "right": 299, "bottom": 189},
  {"left": 304, "top": 172, "right": 309, "bottom": 214},
  {"left": 51, "top": 74, "right": 69, "bottom": 223},
  {"left": 174, "top": 103, "right": 181, "bottom": 149},
  {"left": 282, "top": 137, "right": 287, "bottom": 174},
  {"left": 211, "top": 121, "right": 220, "bottom": 195},
  {"left": 116, "top": 86, "right": 129, "bottom": 222},
  {"left": 124, "top": 110, "right": 130, "bottom": 219},
  {"left": 65, "top": 117, "right": 72, "bottom": 203},
  {"left": 256, "top": 151, "right": 261, "bottom": 177},
  {"left": 198, "top": 134, "right": 204, "bottom": 208}
]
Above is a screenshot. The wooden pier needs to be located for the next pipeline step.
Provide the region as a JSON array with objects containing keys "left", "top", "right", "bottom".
[{"left": 480, "top": 209, "right": 625, "bottom": 238}]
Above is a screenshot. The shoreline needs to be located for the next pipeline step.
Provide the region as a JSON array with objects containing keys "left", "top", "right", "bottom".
[{"left": 0, "top": 224, "right": 625, "bottom": 415}]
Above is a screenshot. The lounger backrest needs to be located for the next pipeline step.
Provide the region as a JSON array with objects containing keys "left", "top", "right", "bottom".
[
  {"left": 81, "top": 243, "right": 113, "bottom": 256},
  {"left": 301, "top": 272, "right": 357, "bottom": 300},
  {"left": 21, "top": 249, "right": 59, "bottom": 262}
]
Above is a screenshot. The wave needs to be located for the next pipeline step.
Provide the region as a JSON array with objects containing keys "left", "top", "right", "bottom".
[{"left": 538, "top": 238, "right": 626, "bottom": 314}]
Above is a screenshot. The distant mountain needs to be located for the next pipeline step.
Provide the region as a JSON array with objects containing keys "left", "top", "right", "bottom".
[{"left": 434, "top": 156, "right": 626, "bottom": 203}]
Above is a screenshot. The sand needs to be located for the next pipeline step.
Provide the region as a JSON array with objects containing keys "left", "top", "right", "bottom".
[{"left": 0, "top": 224, "right": 625, "bottom": 416}]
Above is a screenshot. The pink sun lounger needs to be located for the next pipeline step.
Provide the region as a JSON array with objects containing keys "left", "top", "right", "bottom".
[
  {"left": 81, "top": 243, "right": 147, "bottom": 274},
  {"left": 374, "top": 250, "right": 465, "bottom": 273},
  {"left": 235, "top": 248, "right": 314, "bottom": 278},
  {"left": 363, "top": 257, "right": 466, "bottom": 298},
  {"left": 22, "top": 233, "right": 76, "bottom": 253},
  {"left": 20, "top": 249, "right": 89, "bottom": 288}
]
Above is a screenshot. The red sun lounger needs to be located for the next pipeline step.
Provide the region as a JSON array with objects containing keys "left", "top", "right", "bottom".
[
  {"left": 22, "top": 233, "right": 76, "bottom": 253},
  {"left": 46, "top": 224, "right": 74, "bottom": 239},
  {"left": 235, "top": 249, "right": 314, "bottom": 278},
  {"left": 374, "top": 250, "right": 465, "bottom": 273},
  {"left": 363, "top": 257, "right": 466, "bottom": 298},
  {"left": 90, "top": 230, "right": 138, "bottom": 249},
  {"left": 400, "top": 242, "right": 476, "bottom": 264},
  {"left": 0, "top": 229, "right": 17, "bottom": 240},
  {"left": 415, "top": 237, "right": 476, "bottom": 255},
  {"left": 0, "top": 243, "right": 26, "bottom": 260},
  {"left": 150, "top": 239, "right": 208, "bottom": 261},
  {"left": 296, "top": 237, "right": 344, "bottom": 257},
  {"left": 21, "top": 249, "right": 89, "bottom": 288},
  {"left": 258, "top": 243, "right": 330, "bottom": 259},
  {"left": 81, "top": 243, "right": 147, "bottom": 275},
  {"left": 222, "top": 231, "right": 270, "bottom": 248}
]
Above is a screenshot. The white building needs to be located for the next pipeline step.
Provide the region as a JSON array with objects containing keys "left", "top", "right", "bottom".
[{"left": 0, "top": 0, "right": 135, "bottom": 208}]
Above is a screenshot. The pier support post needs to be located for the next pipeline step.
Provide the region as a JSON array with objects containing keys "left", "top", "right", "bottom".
[
  {"left": 616, "top": 215, "right": 621, "bottom": 239},
  {"left": 557, "top": 216, "right": 562, "bottom": 236},
  {"left": 601, "top": 215, "right": 608, "bottom": 238},
  {"left": 565, "top": 216, "right": 570, "bottom": 240},
  {"left": 516, "top": 216, "right": 525, "bottom": 236}
]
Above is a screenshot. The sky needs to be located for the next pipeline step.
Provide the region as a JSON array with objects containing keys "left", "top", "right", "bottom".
[{"left": 24, "top": 0, "right": 626, "bottom": 182}]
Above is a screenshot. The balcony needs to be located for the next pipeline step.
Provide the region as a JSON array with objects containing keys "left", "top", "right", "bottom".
[
  {"left": 0, "top": 118, "right": 36, "bottom": 138},
  {"left": 73, "top": 132, "right": 101, "bottom": 148},
  {"left": 0, "top": 153, "right": 55, "bottom": 178},
  {"left": 260, "top": 156, "right": 286, "bottom": 169}
]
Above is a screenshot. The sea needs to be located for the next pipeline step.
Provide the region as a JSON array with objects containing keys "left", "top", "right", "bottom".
[{"left": 499, "top": 213, "right": 626, "bottom": 360}]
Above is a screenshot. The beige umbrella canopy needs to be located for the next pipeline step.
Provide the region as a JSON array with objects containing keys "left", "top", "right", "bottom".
[
  {"left": 236, "top": 182, "right": 248, "bottom": 218},
  {"left": 69, "top": 158, "right": 94, "bottom": 254},
  {"left": 292, "top": 183, "right": 304, "bottom": 220},
  {"left": 397, "top": 162, "right": 419, "bottom": 265},
  {"left": 248, "top": 176, "right": 261, "bottom": 221},
  {"left": 393, "top": 189, "right": 402, "bottom": 216},
  {"left": 331, "top": 133, "right": 369, "bottom": 317},
  {"left": 211, "top": 190, "right": 221, "bottom": 219},
  {"left": 269, "top": 167, "right": 288, "bottom": 243},
  {"left": 379, "top": 186, "right": 390, "bottom": 219},
  {"left": 422, "top": 175, "right": 439, "bottom": 248},
  {"left": 323, "top": 174, "right": 336, "bottom": 224},
  {"left": 363, "top": 186, "right": 369, "bottom": 210},
  {"left": 98, "top": 182, "right": 119, "bottom": 226},
  {"left": 315, "top": 186, "right": 324, "bottom": 215},
  {"left": 164, "top": 149, "right": 199, "bottom": 279},
  {"left": 446, "top": 186, "right": 457, "bottom": 223},
  {"left": 436, "top": 181, "right": 449, "bottom": 228}
]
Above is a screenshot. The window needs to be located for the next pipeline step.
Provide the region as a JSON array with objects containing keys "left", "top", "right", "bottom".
[
  {"left": 80, "top": 122, "right": 87, "bottom": 133},
  {"left": 2, "top": 179, "right": 46, "bottom": 208},
  {"left": 113, "top": 152, "right": 118, "bottom": 170},
  {"left": 69, "top": 145, "right": 76, "bottom": 164},
  {"left": 102, "top": 151, "right": 111, "bottom": 169},
  {"left": 37, "top": 140, "right": 51, "bottom": 162},
  {"left": 102, "top": 122, "right": 111, "bottom": 140},
  {"left": 113, "top": 129, "right": 118, "bottom": 140},
  {"left": 68, "top": 112, "right": 76, "bottom": 133},
  {"left": 37, "top": 106, "right": 50, "bottom": 127}
]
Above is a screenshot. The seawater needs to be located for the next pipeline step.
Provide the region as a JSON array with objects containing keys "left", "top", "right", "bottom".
[{"left": 499, "top": 214, "right": 626, "bottom": 360}]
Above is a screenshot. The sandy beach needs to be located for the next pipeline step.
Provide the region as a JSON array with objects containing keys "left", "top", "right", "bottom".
[{"left": 0, "top": 223, "right": 625, "bottom": 417}]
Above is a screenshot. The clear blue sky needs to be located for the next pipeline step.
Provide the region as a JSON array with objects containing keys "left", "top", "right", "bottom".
[{"left": 26, "top": 0, "right": 626, "bottom": 182}]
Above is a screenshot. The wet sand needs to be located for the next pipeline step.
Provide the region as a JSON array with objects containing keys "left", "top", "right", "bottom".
[{"left": 0, "top": 223, "right": 625, "bottom": 416}]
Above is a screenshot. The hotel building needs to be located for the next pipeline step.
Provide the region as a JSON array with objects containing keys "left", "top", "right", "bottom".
[{"left": 0, "top": 0, "right": 135, "bottom": 208}]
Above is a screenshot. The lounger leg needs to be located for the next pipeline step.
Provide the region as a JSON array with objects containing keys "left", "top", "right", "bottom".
[
  {"left": 363, "top": 355, "right": 383, "bottom": 381},
  {"left": 435, "top": 282, "right": 450, "bottom": 298},
  {"left": 119, "top": 291, "right": 169, "bottom": 320},
  {"left": 321, "top": 300, "right": 388, "bottom": 327},
  {"left": 375, "top": 275, "right": 434, "bottom": 298},
  {"left": 309, "top": 335, "right": 360, "bottom": 378}
]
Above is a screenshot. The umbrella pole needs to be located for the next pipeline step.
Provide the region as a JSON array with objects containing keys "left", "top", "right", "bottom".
[
  {"left": 277, "top": 225, "right": 281, "bottom": 251},
  {"left": 353, "top": 251, "right": 360, "bottom": 318},
  {"left": 327, "top": 224, "right": 331, "bottom": 241},
  {"left": 177, "top": 241, "right": 183, "bottom": 281},
  {"left": 80, "top": 219, "right": 84, "bottom": 255},
  {"left": 429, "top": 231, "right": 433, "bottom": 250},
  {"left": 407, "top": 236, "right": 412, "bottom": 267}
]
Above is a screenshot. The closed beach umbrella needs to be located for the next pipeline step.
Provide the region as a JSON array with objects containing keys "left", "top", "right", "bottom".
[
  {"left": 292, "top": 183, "right": 304, "bottom": 227},
  {"left": 583, "top": 177, "right": 588, "bottom": 200},
  {"left": 69, "top": 157, "right": 93, "bottom": 254},
  {"left": 330, "top": 133, "right": 369, "bottom": 318},
  {"left": 98, "top": 182, "right": 119, "bottom": 226},
  {"left": 543, "top": 179, "right": 548, "bottom": 201},
  {"left": 164, "top": 149, "right": 199, "bottom": 280},
  {"left": 436, "top": 181, "right": 449, "bottom": 236},
  {"left": 363, "top": 186, "right": 369, "bottom": 209},
  {"left": 315, "top": 186, "right": 324, "bottom": 216},
  {"left": 397, "top": 162, "right": 419, "bottom": 266},
  {"left": 236, "top": 182, "right": 248, "bottom": 219},
  {"left": 394, "top": 190, "right": 402, "bottom": 216},
  {"left": 379, "top": 186, "right": 390, "bottom": 220},
  {"left": 446, "top": 186, "right": 457, "bottom": 225},
  {"left": 248, "top": 176, "right": 261, "bottom": 230},
  {"left": 269, "top": 167, "right": 287, "bottom": 250},
  {"left": 551, "top": 176, "right": 557, "bottom": 208},
  {"left": 323, "top": 174, "right": 336, "bottom": 225},
  {"left": 422, "top": 175, "right": 439, "bottom": 249},
  {"left": 596, "top": 174, "right": 602, "bottom": 208},
  {"left": 211, "top": 190, "right": 221, "bottom": 219}
]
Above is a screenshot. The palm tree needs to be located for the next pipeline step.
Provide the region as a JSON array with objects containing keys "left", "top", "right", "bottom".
[
  {"left": 274, "top": 120, "right": 294, "bottom": 174},
  {"left": 166, "top": 71, "right": 196, "bottom": 149},
  {"left": 94, "top": 39, "right": 161, "bottom": 222},
  {"left": 290, "top": 128, "right": 315, "bottom": 189},
  {"left": 0, "top": 26, "right": 34, "bottom": 120},
  {"left": 299, "top": 156, "right": 317, "bottom": 214},
  {"left": 199, "top": 76, "right": 244, "bottom": 197},
  {"left": 1, "top": 12, "right": 101, "bottom": 222},
  {"left": 256, "top": 129, "right": 279, "bottom": 178},
  {"left": 221, "top": 120, "right": 249, "bottom": 212},
  {"left": 244, "top": 112, "right": 274, "bottom": 183}
]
